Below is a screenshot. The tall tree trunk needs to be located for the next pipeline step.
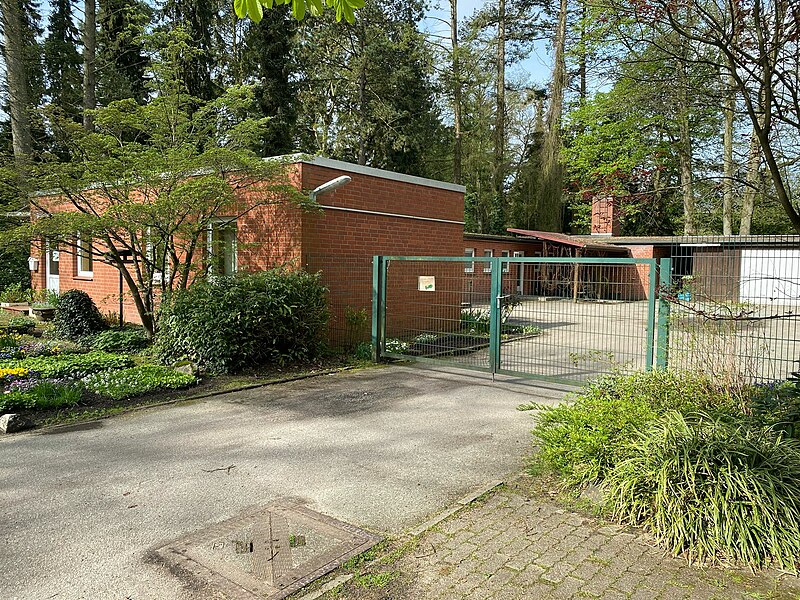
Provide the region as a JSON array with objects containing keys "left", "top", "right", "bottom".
[
  {"left": 675, "top": 56, "right": 695, "bottom": 234},
  {"left": 1, "top": 0, "right": 34, "bottom": 161},
  {"left": 536, "top": 0, "right": 568, "bottom": 232},
  {"left": 578, "top": 2, "right": 587, "bottom": 102},
  {"left": 739, "top": 128, "right": 761, "bottom": 235},
  {"left": 357, "top": 42, "right": 367, "bottom": 166},
  {"left": 722, "top": 72, "right": 735, "bottom": 235},
  {"left": 82, "top": 0, "right": 96, "bottom": 131},
  {"left": 450, "top": 0, "right": 462, "bottom": 185},
  {"left": 490, "top": 0, "right": 506, "bottom": 232}
]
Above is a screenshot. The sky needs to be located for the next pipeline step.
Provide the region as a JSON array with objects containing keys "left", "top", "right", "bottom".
[{"left": 422, "top": 0, "right": 554, "bottom": 87}]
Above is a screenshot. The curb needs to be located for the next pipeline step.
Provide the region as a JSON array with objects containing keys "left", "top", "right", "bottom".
[{"left": 29, "top": 366, "right": 355, "bottom": 436}]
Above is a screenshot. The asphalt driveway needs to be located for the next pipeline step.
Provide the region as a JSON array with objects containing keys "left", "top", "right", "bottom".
[{"left": 0, "top": 364, "right": 570, "bottom": 600}]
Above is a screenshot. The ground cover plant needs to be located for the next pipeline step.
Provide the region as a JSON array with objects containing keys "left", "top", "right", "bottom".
[
  {"left": 0, "top": 351, "right": 135, "bottom": 378},
  {"left": 91, "top": 328, "right": 151, "bottom": 353},
  {"left": 528, "top": 369, "right": 800, "bottom": 571},
  {"left": 82, "top": 365, "right": 196, "bottom": 400}
]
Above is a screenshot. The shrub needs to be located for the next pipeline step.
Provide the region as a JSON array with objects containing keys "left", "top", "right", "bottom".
[
  {"left": 604, "top": 411, "right": 800, "bottom": 570},
  {"left": 92, "top": 328, "right": 151, "bottom": 353},
  {"left": 0, "top": 282, "right": 30, "bottom": 303},
  {"left": 156, "top": 269, "right": 328, "bottom": 374},
  {"left": 0, "top": 351, "right": 134, "bottom": 379},
  {"left": 52, "top": 290, "right": 107, "bottom": 341},
  {"left": 82, "top": 365, "right": 196, "bottom": 400},
  {"left": 0, "top": 380, "right": 82, "bottom": 412},
  {"left": 530, "top": 370, "right": 735, "bottom": 486}
]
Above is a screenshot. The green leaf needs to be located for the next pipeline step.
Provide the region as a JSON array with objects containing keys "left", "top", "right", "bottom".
[
  {"left": 308, "top": 0, "right": 323, "bottom": 16},
  {"left": 292, "top": 0, "right": 306, "bottom": 20},
  {"left": 233, "top": 0, "right": 247, "bottom": 18},
  {"left": 248, "top": 0, "right": 263, "bottom": 22}
]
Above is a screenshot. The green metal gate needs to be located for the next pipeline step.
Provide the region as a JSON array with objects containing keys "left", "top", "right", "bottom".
[{"left": 372, "top": 255, "right": 668, "bottom": 385}]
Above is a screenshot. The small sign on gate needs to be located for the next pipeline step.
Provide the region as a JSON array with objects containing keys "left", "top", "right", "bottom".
[{"left": 418, "top": 276, "right": 435, "bottom": 292}]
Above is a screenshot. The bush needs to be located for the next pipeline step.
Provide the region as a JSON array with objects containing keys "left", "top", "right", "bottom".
[
  {"left": 530, "top": 370, "right": 735, "bottom": 485},
  {"left": 52, "top": 290, "right": 107, "bottom": 341},
  {"left": 0, "top": 282, "right": 30, "bottom": 303},
  {"left": 156, "top": 269, "right": 328, "bottom": 374},
  {"left": 0, "top": 351, "right": 134, "bottom": 379},
  {"left": 82, "top": 365, "right": 196, "bottom": 400},
  {"left": 0, "top": 380, "right": 82, "bottom": 412},
  {"left": 604, "top": 411, "right": 800, "bottom": 570},
  {"left": 92, "top": 328, "right": 150, "bottom": 353}
]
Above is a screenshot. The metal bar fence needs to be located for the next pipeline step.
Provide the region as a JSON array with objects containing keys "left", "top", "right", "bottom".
[{"left": 664, "top": 235, "right": 800, "bottom": 383}]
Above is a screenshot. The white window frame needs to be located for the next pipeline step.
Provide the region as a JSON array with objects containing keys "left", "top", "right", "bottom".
[
  {"left": 207, "top": 218, "right": 238, "bottom": 276},
  {"left": 483, "top": 249, "right": 493, "bottom": 272},
  {"left": 501, "top": 250, "right": 510, "bottom": 273},
  {"left": 464, "top": 248, "right": 475, "bottom": 273},
  {"left": 76, "top": 232, "right": 93, "bottom": 278}
]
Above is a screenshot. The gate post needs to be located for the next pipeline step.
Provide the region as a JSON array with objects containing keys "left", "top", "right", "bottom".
[
  {"left": 371, "top": 256, "right": 385, "bottom": 362},
  {"left": 488, "top": 256, "right": 502, "bottom": 374},
  {"left": 645, "top": 259, "right": 657, "bottom": 370},
  {"left": 656, "top": 258, "right": 672, "bottom": 369}
]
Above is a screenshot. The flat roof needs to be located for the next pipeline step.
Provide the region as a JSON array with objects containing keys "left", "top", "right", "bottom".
[
  {"left": 572, "top": 234, "right": 800, "bottom": 247},
  {"left": 278, "top": 154, "right": 466, "bottom": 194}
]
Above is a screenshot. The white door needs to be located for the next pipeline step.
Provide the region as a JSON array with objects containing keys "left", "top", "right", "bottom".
[
  {"left": 740, "top": 249, "right": 800, "bottom": 306},
  {"left": 513, "top": 251, "right": 525, "bottom": 293},
  {"left": 46, "top": 243, "right": 60, "bottom": 294}
]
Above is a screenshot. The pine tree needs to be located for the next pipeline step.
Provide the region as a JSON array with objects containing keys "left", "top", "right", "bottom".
[
  {"left": 44, "top": 0, "right": 84, "bottom": 122},
  {"left": 97, "top": 0, "right": 150, "bottom": 103}
]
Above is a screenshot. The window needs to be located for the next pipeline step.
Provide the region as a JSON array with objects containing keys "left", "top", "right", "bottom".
[
  {"left": 483, "top": 249, "right": 493, "bottom": 272},
  {"left": 208, "top": 219, "right": 237, "bottom": 275},
  {"left": 76, "top": 232, "right": 93, "bottom": 277},
  {"left": 464, "top": 248, "right": 475, "bottom": 273},
  {"left": 501, "top": 250, "right": 510, "bottom": 273}
]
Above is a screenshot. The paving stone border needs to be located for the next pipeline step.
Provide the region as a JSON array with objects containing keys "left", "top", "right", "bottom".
[{"left": 325, "top": 479, "right": 800, "bottom": 600}]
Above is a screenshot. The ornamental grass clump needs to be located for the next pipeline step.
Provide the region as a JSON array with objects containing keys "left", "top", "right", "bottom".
[
  {"left": 530, "top": 370, "right": 731, "bottom": 485},
  {"left": 603, "top": 411, "right": 800, "bottom": 571}
]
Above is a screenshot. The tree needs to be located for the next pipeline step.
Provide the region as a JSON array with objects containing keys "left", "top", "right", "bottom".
[
  {"left": 44, "top": 0, "right": 83, "bottom": 121},
  {"left": 295, "top": 1, "right": 444, "bottom": 176},
  {"left": 1, "top": 0, "right": 35, "bottom": 162},
  {"left": 4, "top": 31, "right": 304, "bottom": 334},
  {"left": 83, "top": 0, "right": 97, "bottom": 130},
  {"left": 608, "top": 0, "right": 800, "bottom": 232},
  {"left": 97, "top": 0, "right": 151, "bottom": 104}
]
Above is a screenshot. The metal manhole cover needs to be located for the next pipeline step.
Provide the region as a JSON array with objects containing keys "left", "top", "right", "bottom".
[{"left": 154, "top": 500, "right": 381, "bottom": 599}]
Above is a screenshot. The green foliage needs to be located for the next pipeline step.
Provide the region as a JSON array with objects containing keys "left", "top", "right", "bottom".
[
  {"left": 460, "top": 308, "right": 490, "bottom": 334},
  {"left": 604, "top": 411, "right": 800, "bottom": 570},
  {"left": 156, "top": 269, "right": 328, "bottom": 374},
  {"left": 0, "top": 381, "right": 82, "bottom": 412},
  {"left": 82, "top": 365, "right": 196, "bottom": 400},
  {"left": 91, "top": 328, "right": 151, "bottom": 353},
  {"left": 0, "top": 351, "right": 134, "bottom": 379},
  {"left": 52, "top": 290, "right": 107, "bottom": 341},
  {"left": 3, "top": 316, "right": 36, "bottom": 334},
  {"left": 0, "top": 282, "right": 30, "bottom": 303},
  {"left": 531, "top": 371, "right": 732, "bottom": 485},
  {"left": 234, "top": 0, "right": 363, "bottom": 24}
]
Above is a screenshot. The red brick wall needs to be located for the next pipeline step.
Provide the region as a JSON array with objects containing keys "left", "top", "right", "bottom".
[
  {"left": 462, "top": 236, "right": 546, "bottom": 300},
  {"left": 299, "top": 162, "right": 465, "bottom": 341}
]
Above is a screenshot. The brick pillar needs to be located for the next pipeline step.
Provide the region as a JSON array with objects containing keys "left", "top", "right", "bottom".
[{"left": 591, "top": 195, "right": 621, "bottom": 236}]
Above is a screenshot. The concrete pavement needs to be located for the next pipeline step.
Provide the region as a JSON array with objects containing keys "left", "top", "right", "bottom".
[{"left": 0, "top": 365, "right": 569, "bottom": 600}]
